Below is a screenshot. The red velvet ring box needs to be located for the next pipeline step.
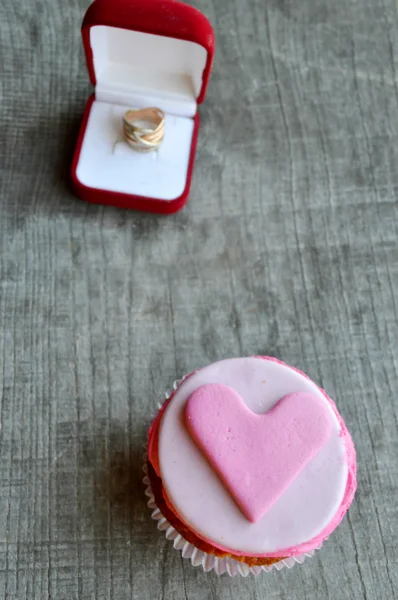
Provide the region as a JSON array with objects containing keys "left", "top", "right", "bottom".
[{"left": 71, "top": 0, "right": 215, "bottom": 214}]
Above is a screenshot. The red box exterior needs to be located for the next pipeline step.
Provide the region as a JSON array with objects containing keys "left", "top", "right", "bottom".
[{"left": 71, "top": 0, "right": 215, "bottom": 214}]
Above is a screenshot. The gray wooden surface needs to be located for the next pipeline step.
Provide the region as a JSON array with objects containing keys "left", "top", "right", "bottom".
[{"left": 1, "top": 0, "right": 398, "bottom": 598}]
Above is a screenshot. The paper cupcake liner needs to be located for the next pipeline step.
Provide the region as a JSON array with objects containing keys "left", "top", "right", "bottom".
[{"left": 144, "top": 375, "right": 322, "bottom": 576}]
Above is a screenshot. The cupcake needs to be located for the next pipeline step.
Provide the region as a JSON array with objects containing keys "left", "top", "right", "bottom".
[{"left": 145, "top": 357, "right": 356, "bottom": 576}]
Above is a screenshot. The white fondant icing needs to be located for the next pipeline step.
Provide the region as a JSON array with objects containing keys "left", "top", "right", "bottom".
[{"left": 158, "top": 357, "right": 348, "bottom": 555}]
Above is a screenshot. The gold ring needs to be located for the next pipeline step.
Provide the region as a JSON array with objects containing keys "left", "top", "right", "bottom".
[{"left": 122, "top": 107, "right": 165, "bottom": 152}]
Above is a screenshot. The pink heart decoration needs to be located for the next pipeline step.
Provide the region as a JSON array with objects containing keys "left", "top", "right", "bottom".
[{"left": 185, "top": 384, "right": 332, "bottom": 523}]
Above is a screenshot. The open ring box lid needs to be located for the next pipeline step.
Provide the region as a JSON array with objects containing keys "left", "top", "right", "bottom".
[{"left": 71, "top": 0, "right": 215, "bottom": 214}]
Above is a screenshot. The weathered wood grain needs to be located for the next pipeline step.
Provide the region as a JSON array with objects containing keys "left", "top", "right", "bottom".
[{"left": 1, "top": 0, "right": 397, "bottom": 598}]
